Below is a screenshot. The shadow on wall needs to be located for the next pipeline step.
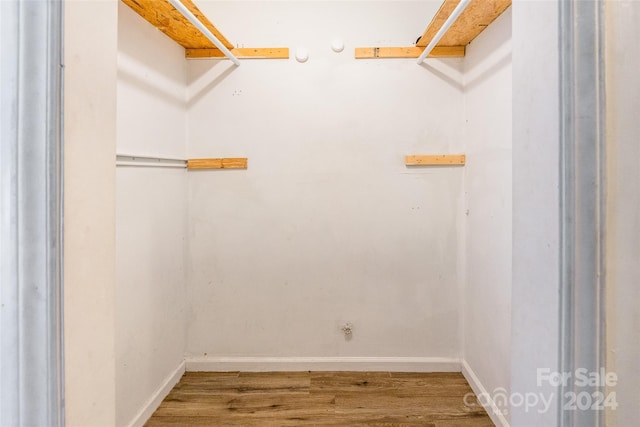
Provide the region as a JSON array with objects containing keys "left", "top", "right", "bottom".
[
  {"left": 464, "top": 51, "right": 512, "bottom": 92},
  {"left": 118, "top": 57, "right": 186, "bottom": 107},
  {"left": 418, "top": 60, "right": 464, "bottom": 92},
  {"left": 187, "top": 61, "right": 238, "bottom": 107}
]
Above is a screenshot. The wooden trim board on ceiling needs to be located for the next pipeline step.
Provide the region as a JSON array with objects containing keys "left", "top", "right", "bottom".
[
  {"left": 355, "top": 46, "right": 464, "bottom": 59},
  {"left": 187, "top": 158, "right": 248, "bottom": 170},
  {"left": 405, "top": 155, "right": 466, "bottom": 166},
  {"left": 120, "top": 0, "right": 233, "bottom": 49},
  {"left": 417, "top": 0, "right": 512, "bottom": 47}
]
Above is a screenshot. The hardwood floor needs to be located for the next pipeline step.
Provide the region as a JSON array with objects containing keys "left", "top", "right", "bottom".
[{"left": 145, "top": 371, "right": 495, "bottom": 426}]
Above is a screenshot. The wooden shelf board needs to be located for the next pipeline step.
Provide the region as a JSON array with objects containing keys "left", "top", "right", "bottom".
[
  {"left": 186, "top": 47, "right": 290, "bottom": 59},
  {"left": 187, "top": 158, "right": 248, "bottom": 170},
  {"left": 417, "top": 0, "right": 512, "bottom": 48},
  {"left": 355, "top": 46, "right": 464, "bottom": 59},
  {"left": 121, "top": 0, "right": 233, "bottom": 49},
  {"left": 405, "top": 154, "right": 466, "bottom": 166}
]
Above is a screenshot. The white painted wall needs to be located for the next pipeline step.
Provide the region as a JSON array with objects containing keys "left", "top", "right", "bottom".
[
  {"left": 116, "top": 3, "right": 188, "bottom": 426},
  {"left": 64, "top": 1, "right": 118, "bottom": 425},
  {"left": 511, "top": 0, "right": 561, "bottom": 425},
  {"left": 69, "top": 1, "right": 640, "bottom": 426},
  {"left": 605, "top": 2, "right": 640, "bottom": 425},
  {"left": 462, "top": 7, "right": 512, "bottom": 425},
  {"left": 185, "top": 1, "right": 466, "bottom": 363}
]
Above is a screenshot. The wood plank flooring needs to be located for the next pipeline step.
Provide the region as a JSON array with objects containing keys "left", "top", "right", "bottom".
[{"left": 145, "top": 371, "right": 495, "bottom": 426}]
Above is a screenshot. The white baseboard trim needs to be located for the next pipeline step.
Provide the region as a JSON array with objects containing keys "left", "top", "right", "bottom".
[
  {"left": 185, "top": 356, "right": 461, "bottom": 372},
  {"left": 128, "top": 360, "right": 186, "bottom": 427},
  {"left": 462, "top": 359, "right": 510, "bottom": 427}
]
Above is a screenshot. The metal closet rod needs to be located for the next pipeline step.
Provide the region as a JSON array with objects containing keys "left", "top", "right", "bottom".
[
  {"left": 116, "top": 154, "right": 187, "bottom": 168},
  {"left": 417, "top": 0, "right": 472, "bottom": 64},
  {"left": 167, "top": 0, "right": 240, "bottom": 66},
  {"left": 117, "top": 153, "right": 186, "bottom": 161},
  {"left": 116, "top": 162, "right": 186, "bottom": 168}
]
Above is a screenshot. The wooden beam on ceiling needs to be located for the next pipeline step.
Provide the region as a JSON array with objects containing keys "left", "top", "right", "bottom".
[
  {"left": 186, "top": 47, "right": 290, "bottom": 59},
  {"left": 121, "top": 0, "right": 234, "bottom": 49},
  {"left": 417, "top": 0, "right": 512, "bottom": 47},
  {"left": 355, "top": 46, "right": 464, "bottom": 59}
]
